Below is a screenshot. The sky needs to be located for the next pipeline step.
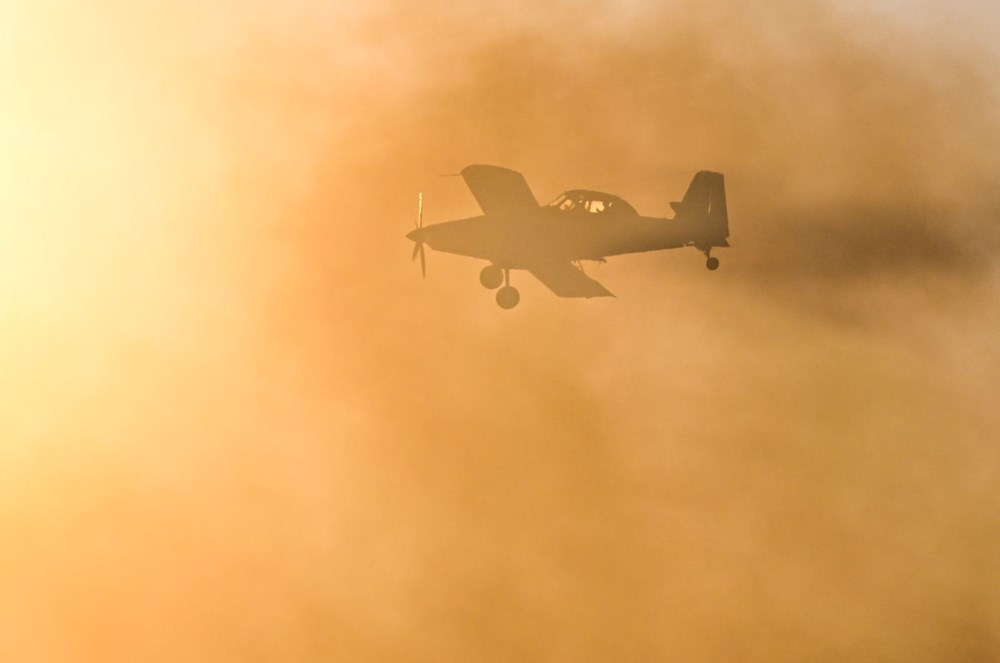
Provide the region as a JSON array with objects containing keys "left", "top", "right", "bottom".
[{"left": 1, "top": 1, "right": 999, "bottom": 660}]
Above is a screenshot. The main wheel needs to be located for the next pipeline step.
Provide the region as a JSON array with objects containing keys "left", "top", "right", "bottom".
[
  {"left": 496, "top": 286, "right": 520, "bottom": 309},
  {"left": 479, "top": 265, "right": 503, "bottom": 289},
  {"left": 706, "top": 256, "right": 720, "bottom": 271}
]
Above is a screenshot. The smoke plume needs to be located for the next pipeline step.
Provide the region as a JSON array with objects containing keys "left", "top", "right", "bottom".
[{"left": 1, "top": 1, "right": 998, "bottom": 660}]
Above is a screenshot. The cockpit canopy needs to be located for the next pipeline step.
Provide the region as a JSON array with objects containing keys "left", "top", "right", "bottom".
[{"left": 546, "top": 190, "right": 638, "bottom": 217}]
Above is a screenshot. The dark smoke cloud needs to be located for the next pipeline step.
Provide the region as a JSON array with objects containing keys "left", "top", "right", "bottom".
[
  {"left": 2, "top": 1, "right": 999, "bottom": 661},
  {"left": 337, "top": 0, "right": 1000, "bottom": 324}
]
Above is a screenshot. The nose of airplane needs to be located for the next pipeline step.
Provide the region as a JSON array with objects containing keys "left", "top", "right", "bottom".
[{"left": 406, "top": 228, "right": 425, "bottom": 242}]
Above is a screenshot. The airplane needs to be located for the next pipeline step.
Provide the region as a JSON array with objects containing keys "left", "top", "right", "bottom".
[{"left": 407, "top": 165, "right": 729, "bottom": 309}]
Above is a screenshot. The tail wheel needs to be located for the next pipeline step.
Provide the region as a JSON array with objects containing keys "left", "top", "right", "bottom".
[
  {"left": 706, "top": 256, "right": 720, "bottom": 271},
  {"left": 496, "top": 286, "right": 520, "bottom": 309},
  {"left": 479, "top": 265, "right": 503, "bottom": 289}
]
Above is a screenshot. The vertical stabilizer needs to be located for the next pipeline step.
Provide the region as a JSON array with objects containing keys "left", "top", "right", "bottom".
[{"left": 670, "top": 171, "right": 728, "bottom": 245}]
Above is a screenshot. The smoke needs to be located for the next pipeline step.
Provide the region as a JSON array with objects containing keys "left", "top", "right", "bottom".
[{"left": 1, "top": 0, "right": 998, "bottom": 661}]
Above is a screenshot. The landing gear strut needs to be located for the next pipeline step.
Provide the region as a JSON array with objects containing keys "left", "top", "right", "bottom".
[{"left": 495, "top": 268, "right": 519, "bottom": 309}]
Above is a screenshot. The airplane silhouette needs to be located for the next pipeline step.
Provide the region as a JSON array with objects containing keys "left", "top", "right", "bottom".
[{"left": 407, "top": 165, "right": 729, "bottom": 309}]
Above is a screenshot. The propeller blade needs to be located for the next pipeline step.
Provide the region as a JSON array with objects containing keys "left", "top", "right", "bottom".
[{"left": 411, "top": 192, "right": 427, "bottom": 278}]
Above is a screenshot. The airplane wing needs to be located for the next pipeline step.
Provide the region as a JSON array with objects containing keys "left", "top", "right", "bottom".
[
  {"left": 528, "top": 263, "right": 614, "bottom": 298},
  {"left": 461, "top": 165, "right": 538, "bottom": 217}
]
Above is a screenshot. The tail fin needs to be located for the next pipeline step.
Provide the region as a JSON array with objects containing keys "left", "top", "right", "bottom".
[{"left": 670, "top": 171, "right": 729, "bottom": 246}]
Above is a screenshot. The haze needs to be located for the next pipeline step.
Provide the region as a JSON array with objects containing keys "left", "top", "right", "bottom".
[{"left": 1, "top": 1, "right": 998, "bottom": 660}]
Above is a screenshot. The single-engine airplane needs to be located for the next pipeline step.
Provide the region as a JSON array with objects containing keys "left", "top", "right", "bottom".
[{"left": 407, "top": 165, "right": 729, "bottom": 308}]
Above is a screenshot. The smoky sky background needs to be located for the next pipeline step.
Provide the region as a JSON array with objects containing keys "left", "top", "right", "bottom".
[{"left": 1, "top": 0, "right": 999, "bottom": 661}]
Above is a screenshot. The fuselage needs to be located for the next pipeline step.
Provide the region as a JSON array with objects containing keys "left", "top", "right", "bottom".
[{"left": 407, "top": 207, "right": 715, "bottom": 269}]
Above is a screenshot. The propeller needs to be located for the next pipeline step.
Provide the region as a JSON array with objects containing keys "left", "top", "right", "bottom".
[{"left": 411, "top": 192, "right": 426, "bottom": 278}]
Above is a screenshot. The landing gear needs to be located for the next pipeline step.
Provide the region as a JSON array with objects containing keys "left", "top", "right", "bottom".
[
  {"left": 496, "top": 286, "right": 520, "bottom": 309},
  {"left": 479, "top": 265, "right": 503, "bottom": 289},
  {"left": 701, "top": 247, "right": 720, "bottom": 271},
  {"left": 494, "top": 267, "right": 519, "bottom": 309}
]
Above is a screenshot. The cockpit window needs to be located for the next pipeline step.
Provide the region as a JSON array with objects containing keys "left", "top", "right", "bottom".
[
  {"left": 548, "top": 194, "right": 577, "bottom": 211},
  {"left": 548, "top": 191, "right": 635, "bottom": 217}
]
